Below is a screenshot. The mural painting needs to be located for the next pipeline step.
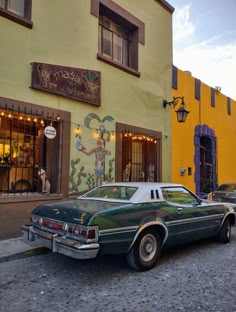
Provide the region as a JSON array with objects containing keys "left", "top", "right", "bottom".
[{"left": 69, "top": 113, "right": 115, "bottom": 193}]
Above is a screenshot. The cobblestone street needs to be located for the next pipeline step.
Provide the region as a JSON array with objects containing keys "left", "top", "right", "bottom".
[{"left": 0, "top": 227, "right": 235, "bottom": 312}]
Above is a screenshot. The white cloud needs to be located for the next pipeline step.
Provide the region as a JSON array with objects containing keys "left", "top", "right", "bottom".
[
  {"left": 173, "top": 5, "right": 195, "bottom": 41},
  {"left": 172, "top": 5, "right": 236, "bottom": 100},
  {"left": 174, "top": 42, "right": 236, "bottom": 100}
]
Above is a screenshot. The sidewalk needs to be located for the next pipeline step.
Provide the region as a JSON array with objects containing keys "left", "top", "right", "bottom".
[{"left": 0, "top": 237, "right": 48, "bottom": 263}]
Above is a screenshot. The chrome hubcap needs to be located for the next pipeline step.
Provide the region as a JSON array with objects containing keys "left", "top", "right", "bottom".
[{"left": 139, "top": 234, "right": 157, "bottom": 262}]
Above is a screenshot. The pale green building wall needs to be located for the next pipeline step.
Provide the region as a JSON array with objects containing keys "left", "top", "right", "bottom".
[{"left": 0, "top": 0, "right": 174, "bottom": 192}]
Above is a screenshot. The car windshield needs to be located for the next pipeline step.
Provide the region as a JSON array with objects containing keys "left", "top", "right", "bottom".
[
  {"left": 82, "top": 186, "right": 138, "bottom": 200},
  {"left": 217, "top": 184, "right": 236, "bottom": 192}
]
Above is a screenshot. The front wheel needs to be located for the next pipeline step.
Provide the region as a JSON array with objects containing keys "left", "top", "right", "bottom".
[
  {"left": 126, "top": 229, "right": 161, "bottom": 271},
  {"left": 216, "top": 218, "right": 231, "bottom": 243}
]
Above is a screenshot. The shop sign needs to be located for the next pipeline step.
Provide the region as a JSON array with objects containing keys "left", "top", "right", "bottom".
[
  {"left": 44, "top": 126, "right": 57, "bottom": 139},
  {"left": 31, "top": 62, "right": 101, "bottom": 106}
]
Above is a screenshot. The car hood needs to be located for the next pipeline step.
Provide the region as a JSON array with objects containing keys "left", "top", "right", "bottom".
[{"left": 32, "top": 198, "right": 125, "bottom": 224}]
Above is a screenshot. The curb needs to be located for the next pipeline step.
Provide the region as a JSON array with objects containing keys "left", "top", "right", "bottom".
[
  {"left": 0, "top": 241, "right": 49, "bottom": 263},
  {"left": 0, "top": 247, "right": 49, "bottom": 263},
  {"left": 0, "top": 246, "right": 49, "bottom": 263}
]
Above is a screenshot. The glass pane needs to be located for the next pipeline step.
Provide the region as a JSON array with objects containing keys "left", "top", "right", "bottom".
[
  {"left": 217, "top": 184, "right": 236, "bottom": 192},
  {"left": 131, "top": 141, "right": 143, "bottom": 182},
  {"left": 7, "top": 0, "right": 24, "bottom": 16},
  {"left": 82, "top": 185, "right": 138, "bottom": 200},
  {"left": 102, "top": 28, "right": 112, "bottom": 58},
  {"left": 113, "top": 34, "right": 122, "bottom": 63},
  {"left": 0, "top": 0, "right": 5, "bottom": 8},
  {"left": 162, "top": 187, "right": 197, "bottom": 204}
]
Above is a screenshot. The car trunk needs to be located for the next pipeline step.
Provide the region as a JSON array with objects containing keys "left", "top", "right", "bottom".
[{"left": 32, "top": 198, "right": 123, "bottom": 225}]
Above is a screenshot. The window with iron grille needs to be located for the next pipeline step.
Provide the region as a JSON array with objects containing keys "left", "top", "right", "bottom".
[
  {"left": 0, "top": 0, "right": 32, "bottom": 28},
  {"left": 115, "top": 122, "right": 161, "bottom": 182},
  {"left": 122, "top": 134, "right": 159, "bottom": 182},
  {"left": 0, "top": 109, "right": 61, "bottom": 195}
]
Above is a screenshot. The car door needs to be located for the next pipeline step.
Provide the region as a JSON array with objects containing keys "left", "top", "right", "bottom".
[{"left": 162, "top": 186, "right": 225, "bottom": 244}]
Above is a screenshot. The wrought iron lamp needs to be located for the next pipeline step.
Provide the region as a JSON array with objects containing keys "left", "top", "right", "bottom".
[{"left": 163, "top": 96, "right": 190, "bottom": 123}]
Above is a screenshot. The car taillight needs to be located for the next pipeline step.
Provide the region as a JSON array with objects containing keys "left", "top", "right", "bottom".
[
  {"left": 68, "top": 225, "right": 97, "bottom": 240},
  {"left": 84, "top": 229, "right": 96, "bottom": 240}
]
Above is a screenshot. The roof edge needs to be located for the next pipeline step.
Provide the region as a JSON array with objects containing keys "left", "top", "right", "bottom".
[{"left": 154, "top": 0, "right": 175, "bottom": 14}]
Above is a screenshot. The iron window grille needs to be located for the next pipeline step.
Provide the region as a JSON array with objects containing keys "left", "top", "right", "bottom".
[{"left": 0, "top": 109, "right": 61, "bottom": 195}]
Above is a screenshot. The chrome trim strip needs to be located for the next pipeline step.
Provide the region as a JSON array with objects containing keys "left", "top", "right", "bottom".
[
  {"left": 166, "top": 214, "right": 224, "bottom": 226},
  {"left": 99, "top": 226, "right": 138, "bottom": 236}
]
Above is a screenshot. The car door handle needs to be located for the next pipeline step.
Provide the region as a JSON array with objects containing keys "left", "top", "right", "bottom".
[{"left": 177, "top": 207, "right": 183, "bottom": 213}]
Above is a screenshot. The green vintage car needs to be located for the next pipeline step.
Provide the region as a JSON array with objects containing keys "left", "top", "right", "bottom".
[{"left": 22, "top": 182, "right": 236, "bottom": 271}]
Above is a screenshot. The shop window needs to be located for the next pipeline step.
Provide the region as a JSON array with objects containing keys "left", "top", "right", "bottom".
[
  {"left": 116, "top": 123, "right": 161, "bottom": 182},
  {"left": 0, "top": 0, "right": 32, "bottom": 28},
  {"left": 91, "top": 0, "right": 144, "bottom": 77},
  {"left": 0, "top": 108, "right": 62, "bottom": 195}
]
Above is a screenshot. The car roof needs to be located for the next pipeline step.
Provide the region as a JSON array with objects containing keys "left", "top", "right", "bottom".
[
  {"left": 100, "top": 182, "right": 183, "bottom": 187},
  {"left": 81, "top": 182, "right": 185, "bottom": 204}
]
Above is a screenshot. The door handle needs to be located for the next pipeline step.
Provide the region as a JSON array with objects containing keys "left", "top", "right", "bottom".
[{"left": 177, "top": 207, "right": 183, "bottom": 213}]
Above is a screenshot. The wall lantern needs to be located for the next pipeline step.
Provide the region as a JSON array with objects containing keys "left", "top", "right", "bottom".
[{"left": 163, "top": 96, "right": 190, "bottom": 123}]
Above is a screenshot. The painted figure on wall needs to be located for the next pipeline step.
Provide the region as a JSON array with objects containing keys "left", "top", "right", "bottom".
[
  {"left": 73, "top": 113, "right": 114, "bottom": 189},
  {"left": 81, "top": 138, "right": 111, "bottom": 186}
]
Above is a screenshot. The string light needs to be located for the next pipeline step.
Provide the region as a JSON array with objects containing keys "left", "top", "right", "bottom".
[
  {"left": 122, "top": 131, "right": 158, "bottom": 142},
  {"left": 0, "top": 106, "right": 160, "bottom": 141}
]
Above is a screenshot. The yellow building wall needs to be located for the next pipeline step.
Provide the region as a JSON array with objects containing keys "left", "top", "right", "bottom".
[
  {"left": 0, "top": 0, "right": 174, "bottom": 192},
  {"left": 172, "top": 68, "right": 236, "bottom": 193}
]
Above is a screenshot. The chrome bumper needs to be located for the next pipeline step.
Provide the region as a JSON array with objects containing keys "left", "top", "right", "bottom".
[{"left": 21, "top": 225, "right": 99, "bottom": 260}]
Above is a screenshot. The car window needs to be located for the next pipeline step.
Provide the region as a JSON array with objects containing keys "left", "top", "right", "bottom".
[
  {"left": 217, "top": 184, "right": 236, "bottom": 192},
  {"left": 82, "top": 186, "right": 138, "bottom": 200},
  {"left": 161, "top": 187, "right": 198, "bottom": 205}
]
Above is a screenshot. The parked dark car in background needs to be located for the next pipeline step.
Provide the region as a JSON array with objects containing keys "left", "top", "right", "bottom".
[
  {"left": 208, "top": 183, "right": 236, "bottom": 203},
  {"left": 22, "top": 183, "right": 235, "bottom": 271}
]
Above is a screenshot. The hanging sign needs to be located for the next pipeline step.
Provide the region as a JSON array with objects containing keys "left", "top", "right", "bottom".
[
  {"left": 44, "top": 126, "right": 57, "bottom": 139},
  {"left": 31, "top": 62, "right": 101, "bottom": 106}
]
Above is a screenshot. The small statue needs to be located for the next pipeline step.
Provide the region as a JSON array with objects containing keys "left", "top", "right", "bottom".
[{"left": 38, "top": 168, "right": 50, "bottom": 194}]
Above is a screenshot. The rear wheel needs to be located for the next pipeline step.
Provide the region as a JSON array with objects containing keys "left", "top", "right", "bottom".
[
  {"left": 217, "top": 218, "right": 231, "bottom": 243},
  {"left": 126, "top": 229, "right": 161, "bottom": 271}
]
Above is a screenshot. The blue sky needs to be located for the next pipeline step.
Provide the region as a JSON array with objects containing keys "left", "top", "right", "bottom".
[{"left": 168, "top": 0, "right": 236, "bottom": 100}]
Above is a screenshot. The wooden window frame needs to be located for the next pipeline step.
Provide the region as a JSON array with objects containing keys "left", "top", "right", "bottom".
[
  {"left": 91, "top": 0, "right": 144, "bottom": 77},
  {"left": 100, "top": 16, "right": 128, "bottom": 66},
  {"left": 0, "top": 0, "right": 32, "bottom": 29}
]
